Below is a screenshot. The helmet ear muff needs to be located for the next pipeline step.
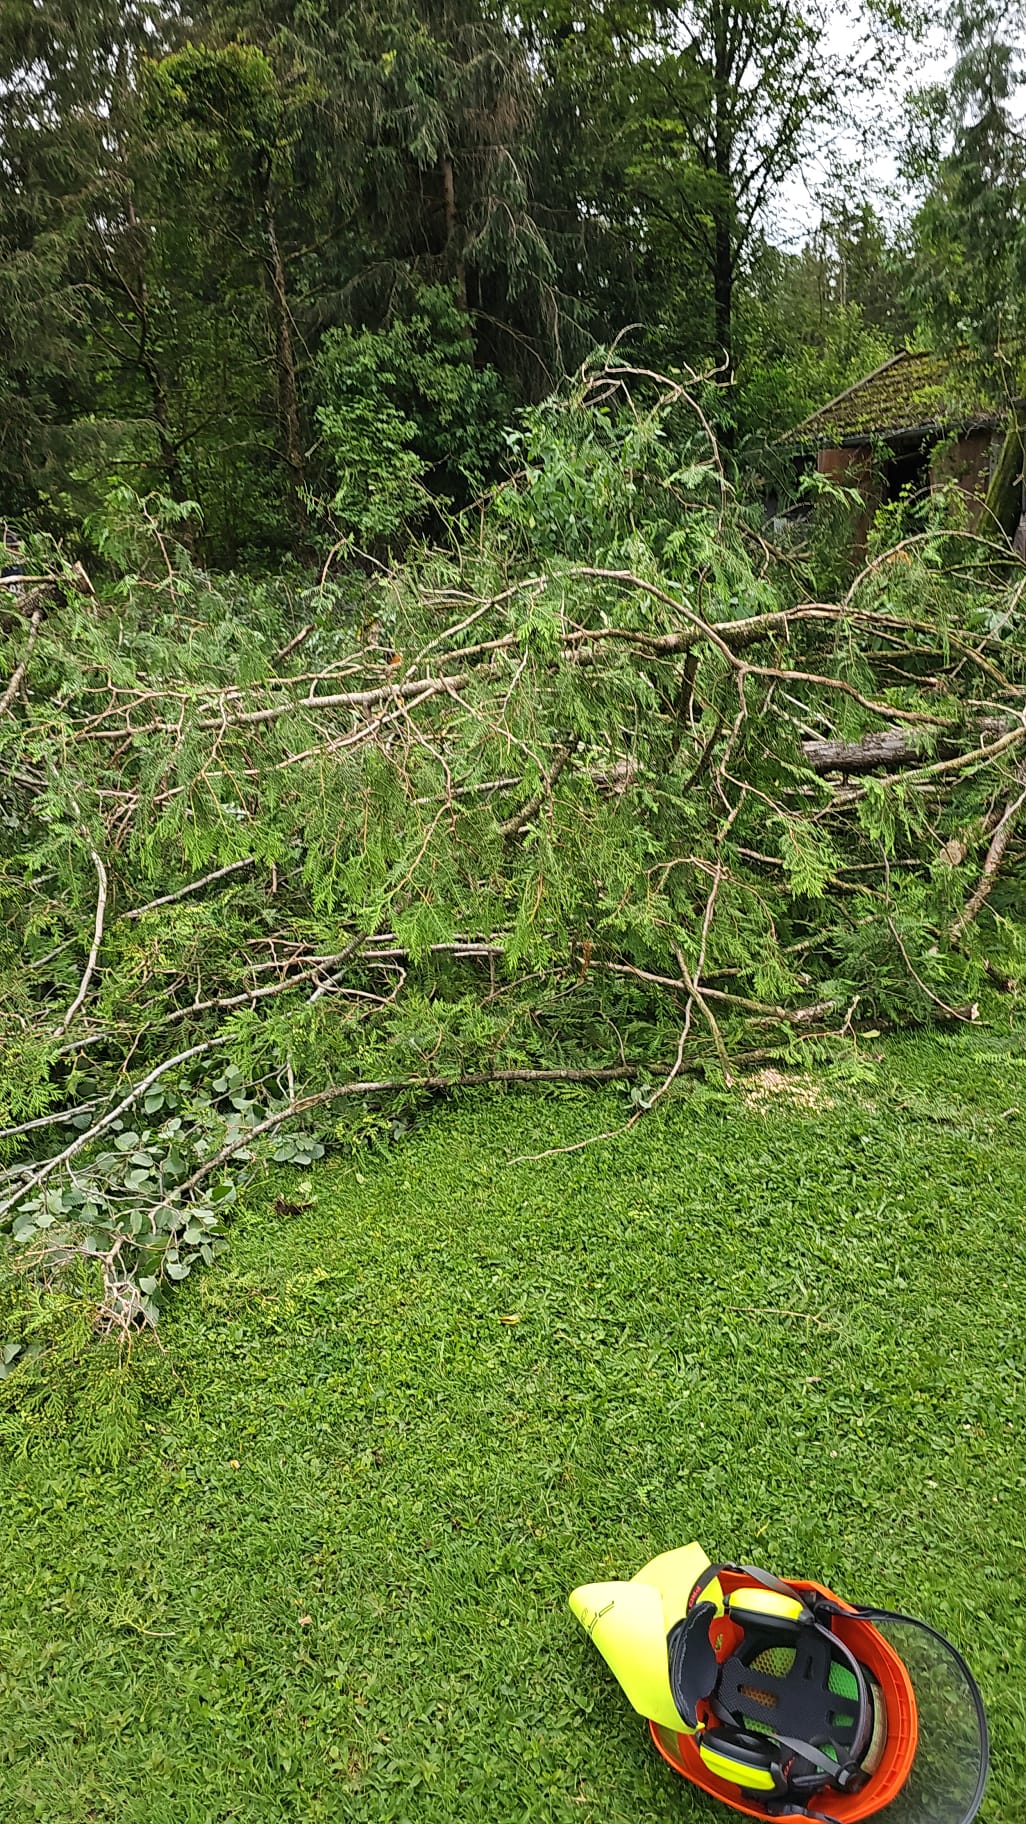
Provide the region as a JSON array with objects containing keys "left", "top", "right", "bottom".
[
  {"left": 725, "top": 1585, "right": 811, "bottom": 1631},
  {"left": 697, "top": 1727, "right": 787, "bottom": 1795}
]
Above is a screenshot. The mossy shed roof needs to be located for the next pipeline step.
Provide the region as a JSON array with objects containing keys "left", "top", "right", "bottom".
[{"left": 792, "top": 350, "right": 1002, "bottom": 447}]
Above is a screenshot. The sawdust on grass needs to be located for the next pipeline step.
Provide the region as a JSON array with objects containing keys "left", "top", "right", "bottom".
[{"left": 743, "top": 1067, "right": 836, "bottom": 1112}]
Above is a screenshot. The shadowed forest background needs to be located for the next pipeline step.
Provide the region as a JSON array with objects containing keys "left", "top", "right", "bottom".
[{"left": 4, "top": 0, "right": 1024, "bottom": 562}]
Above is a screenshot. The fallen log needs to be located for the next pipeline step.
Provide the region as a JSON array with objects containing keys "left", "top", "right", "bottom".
[{"left": 802, "top": 718, "right": 1010, "bottom": 775}]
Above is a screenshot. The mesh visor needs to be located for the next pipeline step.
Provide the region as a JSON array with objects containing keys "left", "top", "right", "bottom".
[{"left": 861, "top": 1611, "right": 988, "bottom": 1824}]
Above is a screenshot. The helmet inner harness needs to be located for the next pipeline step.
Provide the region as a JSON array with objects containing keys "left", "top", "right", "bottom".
[{"left": 670, "top": 1562, "right": 886, "bottom": 1816}]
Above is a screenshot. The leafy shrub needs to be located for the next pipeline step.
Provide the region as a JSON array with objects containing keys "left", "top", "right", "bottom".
[{"left": 313, "top": 285, "right": 508, "bottom": 546}]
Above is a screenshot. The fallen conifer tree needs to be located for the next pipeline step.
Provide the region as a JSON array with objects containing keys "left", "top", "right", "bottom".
[{"left": 2, "top": 365, "right": 1025, "bottom": 1335}]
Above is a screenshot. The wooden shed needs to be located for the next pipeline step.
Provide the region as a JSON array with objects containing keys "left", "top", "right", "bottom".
[{"left": 792, "top": 350, "right": 1005, "bottom": 551}]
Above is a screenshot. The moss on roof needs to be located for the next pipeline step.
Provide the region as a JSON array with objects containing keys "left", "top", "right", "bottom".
[{"left": 793, "top": 349, "right": 1001, "bottom": 445}]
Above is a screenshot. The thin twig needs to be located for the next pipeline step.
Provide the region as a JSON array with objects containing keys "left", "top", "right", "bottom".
[
  {"left": 164, "top": 1065, "right": 639, "bottom": 1208},
  {"left": 673, "top": 947, "right": 732, "bottom": 1084},
  {"left": 885, "top": 917, "right": 976, "bottom": 1021},
  {"left": 951, "top": 776, "right": 1026, "bottom": 941},
  {"left": 0, "top": 605, "right": 43, "bottom": 715},
  {"left": 274, "top": 623, "right": 314, "bottom": 662},
  {"left": 726, "top": 1304, "right": 832, "bottom": 1330},
  {"left": 53, "top": 844, "right": 108, "bottom": 1038},
  {"left": 122, "top": 858, "right": 256, "bottom": 919},
  {"left": 307, "top": 934, "right": 376, "bottom": 1006},
  {"left": 0, "top": 1099, "right": 103, "bottom": 1143}
]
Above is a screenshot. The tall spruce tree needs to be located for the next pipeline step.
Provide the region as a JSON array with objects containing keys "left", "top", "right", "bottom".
[{"left": 0, "top": 2, "right": 174, "bottom": 516}]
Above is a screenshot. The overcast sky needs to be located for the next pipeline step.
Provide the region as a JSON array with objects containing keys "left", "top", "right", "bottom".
[{"left": 770, "top": 17, "right": 952, "bottom": 248}]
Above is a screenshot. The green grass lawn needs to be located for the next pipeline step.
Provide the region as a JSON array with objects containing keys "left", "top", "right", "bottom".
[{"left": 1, "top": 1034, "right": 1024, "bottom": 1823}]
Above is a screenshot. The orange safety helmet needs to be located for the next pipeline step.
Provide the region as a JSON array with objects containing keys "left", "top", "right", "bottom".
[{"left": 570, "top": 1544, "right": 988, "bottom": 1823}]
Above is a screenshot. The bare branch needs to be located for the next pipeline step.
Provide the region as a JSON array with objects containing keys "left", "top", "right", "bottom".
[
  {"left": 951, "top": 776, "right": 1026, "bottom": 940},
  {"left": 802, "top": 719, "right": 1013, "bottom": 776},
  {"left": 498, "top": 741, "right": 577, "bottom": 837},
  {"left": 53, "top": 844, "right": 108, "bottom": 1038},
  {"left": 0, "top": 605, "right": 44, "bottom": 716},
  {"left": 123, "top": 858, "right": 256, "bottom": 919}
]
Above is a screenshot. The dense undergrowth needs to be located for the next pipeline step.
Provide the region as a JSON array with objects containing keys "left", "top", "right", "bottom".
[
  {"left": 3, "top": 364, "right": 1026, "bottom": 1341},
  {"left": 0, "top": 1037, "right": 1022, "bottom": 1823}
]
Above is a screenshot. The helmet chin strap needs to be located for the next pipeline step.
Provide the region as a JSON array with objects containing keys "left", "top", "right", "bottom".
[
  {"left": 703, "top": 1702, "right": 865, "bottom": 1790},
  {"left": 765, "top": 1730, "right": 864, "bottom": 1787}
]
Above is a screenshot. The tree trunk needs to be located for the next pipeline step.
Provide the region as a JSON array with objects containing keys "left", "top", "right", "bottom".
[
  {"left": 441, "top": 153, "right": 468, "bottom": 312},
  {"left": 141, "top": 347, "right": 185, "bottom": 501},
  {"left": 712, "top": 213, "right": 733, "bottom": 372},
  {"left": 137, "top": 326, "right": 186, "bottom": 504},
  {"left": 711, "top": 0, "right": 734, "bottom": 375},
  {"left": 125, "top": 194, "right": 187, "bottom": 505},
  {"left": 261, "top": 189, "right": 306, "bottom": 515}
]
